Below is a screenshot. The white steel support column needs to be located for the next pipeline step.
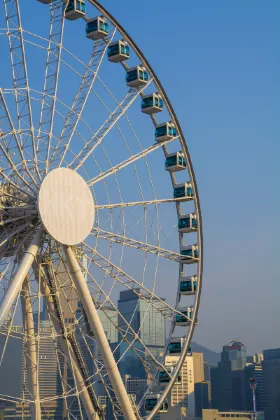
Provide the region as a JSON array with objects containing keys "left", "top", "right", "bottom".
[
  {"left": 38, "top": 268, "right": 100, "bottom": 420},
  {"left": 0, "top": 229, "right": 44, "bottom": 329},
  {"left": 21, "top": 279, "right": 41, "bottom": 420},
  {"left": 63, "top": 246, "right": 137, "bottom": 420}
]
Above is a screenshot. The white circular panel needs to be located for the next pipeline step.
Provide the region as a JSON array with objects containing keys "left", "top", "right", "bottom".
[{"left": 38, "top": 168, "right": 95, "bottom": 245}]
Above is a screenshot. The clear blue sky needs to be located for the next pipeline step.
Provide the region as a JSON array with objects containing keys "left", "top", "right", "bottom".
[
  {"left": 1, "top": 0, "right": 279, "bottom": 356},
  {"left": 100, "top": 0, "right": 280, "bottom": 354}
]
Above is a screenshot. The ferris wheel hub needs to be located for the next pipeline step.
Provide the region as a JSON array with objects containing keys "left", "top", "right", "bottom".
[{"left": 38, "top": 168, "right": 95, "bottom": 245}]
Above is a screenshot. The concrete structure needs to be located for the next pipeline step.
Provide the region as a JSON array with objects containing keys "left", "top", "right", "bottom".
[
  {"left": 202, "top": 409, "right": 264, "bottom": 419},
  {"left": 193, "top": 352, "right": 205, "bottom": 383},
  {"left": 165, "top": 355, "right": 195, "bottom": 418},
  {"left": 262, "top": 348, "right": 280, "bottom": 420}
]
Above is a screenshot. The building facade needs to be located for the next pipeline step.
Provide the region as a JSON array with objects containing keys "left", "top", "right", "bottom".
[
  {"left": 262, "top": 348, "right": 280, "bottom": 420},
  {"left": 165, "top": 355, "right": 195, "bottom": 418},
  {"left": 118, "top": 289, "right": 166, "bottom": 379},
  {"left": 202, "top": 409, "right": 264, "bottom": 420}
]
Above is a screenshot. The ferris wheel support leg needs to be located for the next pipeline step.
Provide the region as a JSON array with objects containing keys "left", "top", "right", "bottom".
[
  {"left": 0, "top": 228, "right": 44, "bottom": 329},
  {"left": 63, "top": 245, "right": 137, "bottom": 420},
  {"left": 21, "top": 279, "right": 41, "bottom": 420},
  {"left": 37, "top": 266, "right": 100, "bottom": 420}
]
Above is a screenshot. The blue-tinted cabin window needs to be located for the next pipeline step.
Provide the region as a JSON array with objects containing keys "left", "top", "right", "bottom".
[
  {"left": 120, "top": 44, "right": 129, "bottom": 56},
  {"left": 168, "top": 126, "right": 173, "bottom": 136},
  {"left": 176, "top": 313, "right": 189, "bottom": 323},
  {"left": 108, "top": 43, "right": 120, "bottom": 57},
  {"left": 142, "top": 97, "right": 154, "bottom": 109},
  {"left": 180, "top": 280, "right": 193, "bottom": 292},
  {"left": 155, "top": 125, "right": 167, "bottom": 137},
  {"left": 159, "top": 371, "right": 170, "bottom": 383},
  {"left": 172, "top": 127, "right": 177, "bottom": 136},
  {"left": 165, "top": 155, "right": 177, "bottom": 167},
  {"left": 126, "top": 69, "right": 138, "bottom": 82},
  {"left": 181, "top": 249, "right": 193, "bottom": 257},
  {"left": 192, "top": 218, "right": 198, "bottom": 228},
  {"left": 86, "top": 20, "right": 98, "bottom": 34},
  {"left": 145, "top": 399, "right": 157, "bottom": 411},
  {"left": 77, "top": 0, "right": 85, "bottom": 12},
  {"left": 65, "top": 0, "right": 74, "bottom": 12},
  {"left": 169, "top": 342, "right": 181, "bottom": 353},
  {"left": 187, "top": 187, "right": 193, "bottom": 197},
  {"left": 174, "top": 186, "right": 185, "bottom": 198},
  {"left": 178, "top": 218, "right": 191, "bottom": 230},
  {"left": 194, "top": 249, "right": 199, "bottom": 258},
  {"left": 178, "top": 155, "right": 187, "bottom": 167},
  {"left": 100, "top": 21, "right": 108, "bottom": 32},
  {"left": 161, "top": 402, "right": 168, "bottom": 411}
]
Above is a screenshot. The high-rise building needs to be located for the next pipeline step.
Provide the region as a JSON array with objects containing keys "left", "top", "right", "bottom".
[
  {"left": 29, "top": 317, "right": 64, "bottom": 419},
  {"left": 164, "top": 354, "right": 195, "bottom": 418},
  {"left": 222, "top": 340, "right": 247, "bottom": 371},
  {"left": 193, "top": 352, "right": 204, "bottom": 383},
  {"left": 195, "top": 381, "right": 211, "bottom": 417},
  {"left": 262, "top": 348, "right": 280, "bottom": 420},
  {"left": 204, "top": 361, "right": 211, "bottom": 381},
  {"left": 211, "top": 340, "right": 247, "bottom": 411},
  {"left": 244, "top": 363, "right": 265, "bottom": 412},
  {"left": 118, "top": 289, "right": 166, "bottom": 379}
]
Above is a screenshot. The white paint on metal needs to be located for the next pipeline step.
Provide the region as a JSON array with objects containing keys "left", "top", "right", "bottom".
[{"left": 38, "top": 168, "right": 95, "bottom": 245}]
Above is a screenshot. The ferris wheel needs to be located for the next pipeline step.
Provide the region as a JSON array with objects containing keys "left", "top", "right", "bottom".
[{"left": 0, "top": 0, "right": 203, "bottom": 419}]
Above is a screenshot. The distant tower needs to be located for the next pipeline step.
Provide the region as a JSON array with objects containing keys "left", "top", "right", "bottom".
[{"left": 249, "top": 377, "right": 257, "bottom": 420}]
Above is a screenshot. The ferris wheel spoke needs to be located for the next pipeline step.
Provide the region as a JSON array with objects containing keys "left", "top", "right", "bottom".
[
  {"left": 0, "top": 90, "right": 39, "bottom": 192},
  {"left": 69, "top": 79, "right": 153, "bottom": 172},
  {"left": 82, "top": 244, "right": 182, "bottom": 321},
  {"left": 87, "top": 137, "right": 177, "bottom": 186},
  {"left": 90, "top": 228, "right": 182, "bottom": 262},
  {"left": 36, "top": 0, "right": 66, "bottom": 173},
  {"left": 3, "top": 0, "right": 41, "bottom": 183},
  {"left": 49, "top": 29, "right": 116, "bottom": 171},
  {"left": 96, "top": 196, "right": 191, "bottom": 210}
]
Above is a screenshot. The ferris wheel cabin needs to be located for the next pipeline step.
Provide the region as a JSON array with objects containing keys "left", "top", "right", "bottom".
[
  {"left": 178, "top": 212, "right": 197, "bottom": 233},
  {"left": 158, "top": 366, "right": 182, "bottom": 386},
  {"left": 155, "top": 122, "right": 177, "bottom": 142},
  {"left": 180, "top": 244, "right": 199, "bottom": 264},
  {"left": 165, "top": 152, "right": 186, "bottom": 172},
  {"left": 179, "top": 276, "right": 197, "bottom": 295},
  {"left": 145, "top": 394, "right": 169, "bottom": 413},
  {"left": 168, "top": 337, "right": 185, "bottom": 354},
  {"left": 141, "top": 93, "right": 163, "bottom": 114},
  {"left": 63, "top": 0, "right": 85, "bottom": 20},
  {"left": 173, "top": 182, "right": 193, "bottom": 200},
  {"left": 107, "top": 40, "right": 130, "bottom": 62},
  {"left": 175, "top": 306, "right": 193, "bottom": 326},
  {"left": 126, "top": 66, "right": 149, "bottom": 87},
  {"left": 86, "top": 17, "right": 108, "bottom": 40}
]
